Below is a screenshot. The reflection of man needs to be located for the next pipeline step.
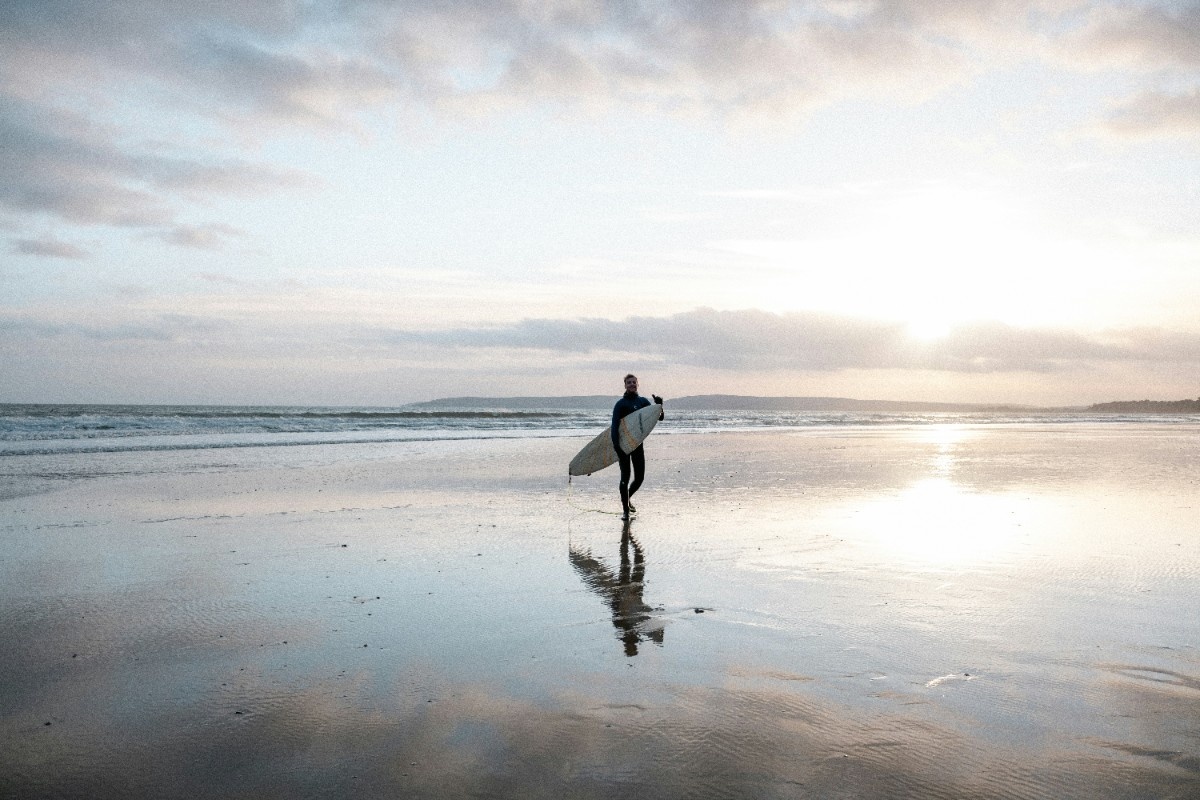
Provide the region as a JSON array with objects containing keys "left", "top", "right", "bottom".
[
  {"left": 611, "top": 374, "right": 664, "bottom": 520},
  {"left": 569, "top": 522, "right": 664, "bottom": 657}
]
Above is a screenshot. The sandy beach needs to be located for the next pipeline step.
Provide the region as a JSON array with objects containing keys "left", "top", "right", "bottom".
[{"left": 2, "top": 424, "right": 1198, "bottom": 799}]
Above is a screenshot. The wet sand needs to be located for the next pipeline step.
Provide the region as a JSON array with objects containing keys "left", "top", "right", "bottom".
[{"left": 2, "top": 425, "right": 1199, "bottom": 799}]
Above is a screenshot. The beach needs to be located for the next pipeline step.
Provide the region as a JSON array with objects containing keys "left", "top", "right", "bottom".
[{"left": 2, "top": 423, "right": 1198, "bottom": 799}]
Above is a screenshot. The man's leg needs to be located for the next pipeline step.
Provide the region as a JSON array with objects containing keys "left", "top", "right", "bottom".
[
  {"left": 617, "top": 449, "right": 633, "bottom": 518},
  {"left": 627, "top": 446, "right": 645, "bottom": 507}
]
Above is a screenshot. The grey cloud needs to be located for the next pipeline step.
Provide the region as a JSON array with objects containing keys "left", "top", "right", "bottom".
[
  {"left": 7, "top": 305, "right": 1200, "bottom": 375},
  {"left": 3, "top": 1, "right": 1190, "bottom": 246},
  {"left": 1108, "top": 326, "right": 1200, "bottom": 361},
  {"left": 1, "top": 1, "right": 1075, "bottom": 124},
  {"left": 1104, "top": 88, "right": 1200, "bottom": 136},
  {"left": 383, "top": 308, "right": 1200, "bottom": 373},
  {"left": 11, "top": 237, "right": 89, "bottom": 260},
  {"left": 168, "top": 37, "right": 397, "bottom": 126},
  {"left": 388, "top": 308, "right": 905, "bottom": 370},
  {"left": 0, "top": 312, "right": 227, "bottom": 342},
  {"left": 4, "top": 2, "right": 1186, "bottom": 126},
  {"left": 0, "top": 99, "right": 306, "bottom": 236},
  {"left": 413, "top": 1, "right": 991, "bottom": 114},
  {"left": 0, "top": 103, "right": 173, "bottom": 227},
  {"left": 1070, "top": 2, "right": 1200, "bottom": 69},
  {"left": 1, "top": 1, "right": 394, "bottom": 125},
  {"left": 158, "top": 223, "right": 244, "bottom": 250},
  {"left": 1065, "top": 2, "right": 1200, "bottom": 137},
  {"left": 922, "top": 321, "right": 1127, "bottom": 372}
]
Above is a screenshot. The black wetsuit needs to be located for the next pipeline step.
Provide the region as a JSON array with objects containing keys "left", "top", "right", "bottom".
[{"left": 612, "top": 391, "right": 651, "bottom": 516}]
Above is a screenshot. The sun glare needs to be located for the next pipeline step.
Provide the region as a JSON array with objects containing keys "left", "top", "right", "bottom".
[
  {"left": 852, "top": 478, "right": 1026, "bottom": 567},
  {"left": 906, "top": 318, "right": 953, "bottom": 341},
  {"left": 746, "top": 184, "right": 1069, "bottom": 332},
  {"left": 841, "top": 426, "right": 1034, "bottom": 567}
]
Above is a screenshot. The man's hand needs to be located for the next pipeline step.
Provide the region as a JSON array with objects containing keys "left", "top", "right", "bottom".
[{"left": 652, "top": 394, "right": 664, "bottom": 405}]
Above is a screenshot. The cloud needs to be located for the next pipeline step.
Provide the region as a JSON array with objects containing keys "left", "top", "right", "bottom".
[
  {"left": 1104, "top": 88, "right": 1200, "bottom": 137},
  {"left": 7, "top": 2, "right": 1191, "bottom": 139},
  {"left": 1108, "top": 325, "right": 1200, "bottom": 362},
  {"left": 0, "top": 102, "right": 173, "bottom": 227},
  {"left": 8, "top": 305, "right": 1200, "bottom": 377},
  {"left": 377, "top": 0, "right": 1057, "bottom": 116},
  {"left": 0, "top": 1, "right": 1075, "bottom": 125},
  {"left": 383, "top": 308, "right": 1200, "bottom": 373},
  {"left": 0, "top": 1, "right": 395, "bottom": 125},
  {"left": 1063, "top": 2, "right": 1200, "bottom": 137},
  {"left": 0, "top": 98, "right": 307, "bottom": 239},
  {"left": 11, "top": 237, "right": 89, "bottom": 260},
  {"left": 924, "top": 321, "right": 1125, "bottom": 372},
  {"left": 158, "top": 223, "right": 244, "bottom": 250},
  {"left": 0, "top": 312, "right": 226, "bottom": 343},
  {"left": 2, "top": 1, "right": 1194, "bottom": 252},
  {"left": 387, "top": 308, "right": 904, "bottom": 370},
  {"left": 1068, "top": 2, "right": 1200, "bottom": 69}
]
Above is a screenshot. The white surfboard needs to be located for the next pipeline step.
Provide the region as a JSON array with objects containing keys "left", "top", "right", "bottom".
[{"left": 569, "top": 403, "right": 662, "bottom": 477}]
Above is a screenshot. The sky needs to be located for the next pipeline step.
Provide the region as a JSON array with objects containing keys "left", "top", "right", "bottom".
[{"left": 1, "top": 0, "right": 1198, "bottom": 406}]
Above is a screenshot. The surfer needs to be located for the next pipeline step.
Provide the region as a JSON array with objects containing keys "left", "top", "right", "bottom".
[{"left": 612, "top": 374, "right": 664, "bottom": 520}]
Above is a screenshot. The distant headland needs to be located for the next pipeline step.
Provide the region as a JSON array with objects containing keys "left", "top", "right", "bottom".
[{"left": 1087, "top": 398, "right": 1200, "bottom": 413}]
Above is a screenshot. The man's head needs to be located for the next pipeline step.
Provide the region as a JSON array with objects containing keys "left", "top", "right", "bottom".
[{"left": 623, "top": 374, "right": 638, "bottom": 394}]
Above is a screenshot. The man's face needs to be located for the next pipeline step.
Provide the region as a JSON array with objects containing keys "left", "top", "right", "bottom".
[{"left": 624, "top": 376, "right": 638, "bottom": 394}]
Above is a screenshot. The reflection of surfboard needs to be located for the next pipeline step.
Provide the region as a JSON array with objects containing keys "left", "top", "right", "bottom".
[{"left": 569, "top": 403, "right": 661, "bottom": 477}]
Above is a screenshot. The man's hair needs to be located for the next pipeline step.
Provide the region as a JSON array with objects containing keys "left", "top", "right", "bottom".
[{"left": 624, "top": 373, "right": 637, "bottom": 382}]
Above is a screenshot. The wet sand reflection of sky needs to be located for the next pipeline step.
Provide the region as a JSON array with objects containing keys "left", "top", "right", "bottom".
[{"left": 5, "top": 430, "right": 1200, "bottom": 799}]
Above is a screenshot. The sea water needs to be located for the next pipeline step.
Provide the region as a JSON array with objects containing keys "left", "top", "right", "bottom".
[{"left": 4, "top": 403, "right": 1195, "bottom": 458}]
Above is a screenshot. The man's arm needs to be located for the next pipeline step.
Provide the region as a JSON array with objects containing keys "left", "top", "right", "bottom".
[{"left": 611, "top": 402, "right": 623, "bottom": 451}]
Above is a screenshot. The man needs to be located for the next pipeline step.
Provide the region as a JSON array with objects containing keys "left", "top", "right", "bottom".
[{"left": 611, "top": 374, "right": 664, "bottom": 520}]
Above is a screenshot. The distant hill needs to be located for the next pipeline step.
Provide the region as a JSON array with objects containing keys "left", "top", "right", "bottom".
[
  {"left": 1088, "top": 398, "right": 1200, "bottom": 413},
  {"left": 408, "top": 395, "right": 1043, "bottom": 413}
]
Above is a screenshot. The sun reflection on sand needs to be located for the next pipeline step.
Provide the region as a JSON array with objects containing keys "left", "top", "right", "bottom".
[
  {"left": 912, "top": 423, "right": 975, "bottom": 479},
  {"left": 852, "top": 477, "right": 1032, "bottom": 567},
  {"left": 913, "top": 423, "right": 974, "bottom": 447}
]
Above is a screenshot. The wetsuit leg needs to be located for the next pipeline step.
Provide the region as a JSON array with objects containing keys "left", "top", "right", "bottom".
[
  {"left": 627, "top": 445, "right": 645, "bottom": 500},
  {"left": 617, "top": 448, "right": 633, "bottom": 515}
]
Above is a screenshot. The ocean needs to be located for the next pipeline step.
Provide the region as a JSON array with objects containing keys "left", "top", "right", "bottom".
[{"left": 2, "top": 403, "right": 1197, "bottom": 458}]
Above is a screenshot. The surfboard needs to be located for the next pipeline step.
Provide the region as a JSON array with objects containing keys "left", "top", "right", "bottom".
[{"left": 569, "top": 403, "right": 661, "bottom": 477}]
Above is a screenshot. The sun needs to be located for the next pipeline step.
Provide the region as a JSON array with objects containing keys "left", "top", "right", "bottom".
[
  {"left": 906, "top": 317, "right": 953, "bottom": 341},
  {"left": 859, "top": 185, "right": 1051, "bottom": 332},
  {"left": 737, "top": 183, "right": 1072, "bottom": 332}
]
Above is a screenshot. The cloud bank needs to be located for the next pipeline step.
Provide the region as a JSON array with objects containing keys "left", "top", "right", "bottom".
[
  {"left": 387, "top": 308, "right": 1200, "bottom": 374},
  {"left": 1066, "top": 1, "right": 1200, "bottom": 137},
  {"left": 9, "top": 305, "right": 1198, "bottom": 375},
  {"left": 0, "top": 1, "right": 1074, "bottom": 121}
]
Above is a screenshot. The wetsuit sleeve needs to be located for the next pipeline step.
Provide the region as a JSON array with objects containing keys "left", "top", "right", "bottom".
[{"left": 611, "top": 402, "right": 623, "bottom": 451}]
